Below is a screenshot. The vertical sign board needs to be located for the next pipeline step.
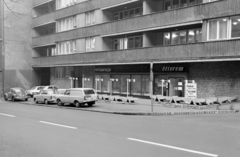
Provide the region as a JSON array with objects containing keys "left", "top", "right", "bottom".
[{"left": 185, "top": 81, "right": 197, "bottom": 98}]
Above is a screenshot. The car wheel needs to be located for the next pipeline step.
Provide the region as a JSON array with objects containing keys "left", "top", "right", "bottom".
[
  {"left": 25, "top": 98, "right": 28, "bottom": 101},
  {"left": 4, "top": 96, "right": 8, "bottom": 101},
  {"left": 44, "top": 99, "right": 48, "bottom": 105},
  {"left": 57, "top": 99, "right": 63, "bottom": 106},
  {"left": 87, "top": 102, "right": 95, "bottom": 107},
  {"left": 74, "top": 101, "right": 80, "bottom": 108}
]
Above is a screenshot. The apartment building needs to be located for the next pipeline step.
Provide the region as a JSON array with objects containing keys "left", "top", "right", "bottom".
[{"left": 1, "top": 0, "right": 240, "bottom": 98}]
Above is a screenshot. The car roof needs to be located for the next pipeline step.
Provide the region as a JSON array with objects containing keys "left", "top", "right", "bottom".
[
  {"left": 67, "top": 88, "right": 94, "bottom": 91},
  {"left": 12, "top": 87, "right": 24, "bottom": 90}
]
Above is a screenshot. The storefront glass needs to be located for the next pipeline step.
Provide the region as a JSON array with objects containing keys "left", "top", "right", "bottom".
[
  {"left": 154, "top": 75, "right": 168, "bottom": 96},
  {"left": 120, "top": 75, "right": 130, "bottom": 94},
  {"left": 101, "top": 75, "right": 110, "bottom": 93},
  {"left": 112, "top": 75, "right": 121, "bottom": 94},
  {"left": 83, "top": 75, "right": 93, "bottom": 88},
  {"left": 131, "top": 75, "right": 142, "bottom": 95},
  {"left": 142, "top": 75, "right": 150, "bottom": 96},
  {"left": 94, "top": 75, "right": 102, "bottom": 92}
]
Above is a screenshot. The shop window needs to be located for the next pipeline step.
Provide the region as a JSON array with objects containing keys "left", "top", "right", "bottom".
[
  {"left": 231, "top": 16, "right": 240, "bottom": 38},
  {"left": 111, "top": 75, "right": 120, "bottom": 94},
  {"left": 120, "top": 75, "right": 130, "bottom": 94},
  {"left": 131, "top": 75, "right": 141, "bottom": 95},
  {"left": 54, "top": 67, "right": 65, "bottom": 79},
  {"left": 101, "top": 75, "right": 110, "bottom": 93},
  {"left": 83, "top": 75, "right": 93, "bottom": 88},
  {"left": 142, "top": 75, "right": 150, "bottom": 96}
]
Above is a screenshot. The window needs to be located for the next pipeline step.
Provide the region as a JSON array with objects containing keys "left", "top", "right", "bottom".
[
  {"left": 56, "top": 0, "right": 82, "bottom": 10},
  {"left": 172, "top": 0, "right": 180, "bottom": 9},
  {"left": 86, "top": 37, "right": 96, "bottom": 52},
  {"left": 56, "top": 40, "right": 76, "bottom": 55},
  {"left": 113, "top": 36, "right": 142, "bottom": 50},
  {"left": 164, "top": 0, "right": 171, "bottom": 10},
  {"left": 57, "top": 15, "right": 77, "bottom": 32},
  {"left": 171, "top": 31, "right": 179, "bottom": 45},
  {"left": 179, "top": 31, "right": 187, "bottom": 44},
  {"left": 180, "top": 0, "right": 188, "bottom": 7},
  {"left": 86, "top": 11, "right": 95, "bottom": 26},
  {"left": 164, "top": 32, "right": 171, "bottom": 45},
  {"left": 231, "top": 16, "right": 240, "bottom": 38},
  {"left": 114, "top": 7, "right": 143, "bottom": 21},
  {"left": 208, "top": 18, "right": 228, "bottom": 40}
]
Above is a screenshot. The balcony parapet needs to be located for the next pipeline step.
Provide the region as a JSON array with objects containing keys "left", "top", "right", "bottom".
[{"left": 32, "top": 39, "right": 240, "bottom": 67}]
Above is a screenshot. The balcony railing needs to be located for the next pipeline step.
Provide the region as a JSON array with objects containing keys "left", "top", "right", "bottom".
[{"left": 32, "top": 39, "right": 240, "bottom": 67}]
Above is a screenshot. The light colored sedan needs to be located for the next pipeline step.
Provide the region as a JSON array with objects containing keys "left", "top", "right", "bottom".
[{"left": 33, "top": 89, "right": 59, "bottom": 104}]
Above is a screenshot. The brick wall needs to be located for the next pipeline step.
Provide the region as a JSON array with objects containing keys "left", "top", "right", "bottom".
[{"left": 189, "top": 61, "right": 240, "bottom": 98}]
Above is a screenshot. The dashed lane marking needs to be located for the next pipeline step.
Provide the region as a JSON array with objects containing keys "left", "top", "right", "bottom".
[
  {"left": 128, "top": 138, "right": 218, "bottom": 157},
  {"left": 39, "top": 121, "right": 77, "bottom": 129},
  {"left": 0, "top": 113, "right": 15, "bottom": 117}
]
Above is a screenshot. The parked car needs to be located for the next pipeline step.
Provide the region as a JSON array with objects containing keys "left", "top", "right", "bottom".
[
  {"left": 58, "top": 89, "right": 67, "bottom": 95},
  {"left": 4, "top": 87, "right": 28, "bottom": 101},
  {"left": 56, "top": 88, "right": 98, "bottom": 107},
  {"left": 27, "top": 86, "right": 45, "bottom": 97},
  {"left": 42, "top": 85, "right": 58, "bottom": 90},
  {"left": 33, "top": 89, "right": 59, "bottom": 104}
]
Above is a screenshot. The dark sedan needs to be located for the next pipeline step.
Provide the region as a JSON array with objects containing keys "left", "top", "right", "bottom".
[{"left": 4, "top": 87, "right": 28, "bottom": 101}]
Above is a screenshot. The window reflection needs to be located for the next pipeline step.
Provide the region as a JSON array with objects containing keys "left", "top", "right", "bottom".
[{"left": 231, "top": 16, "right": 240, "bottom": 38}]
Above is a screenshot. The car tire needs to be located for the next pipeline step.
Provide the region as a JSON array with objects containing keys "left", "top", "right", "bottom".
[
  {"left": 57, "top": 99, "right": 63, "bottom": 106},
  {"left": 44, "top": 99, "right": 48, "bottom": 105},
  {"left": 88, "top": 102, "right": 95, "bottom": 107},
  {"left": 25, "top": 98, "right": 28, "bottom": 101},
  {"left": 74, "top": 101, "right": 80, "bottom": 108},
  {"left": 4, "top": 96, "right": 8, "bottom": 101}
]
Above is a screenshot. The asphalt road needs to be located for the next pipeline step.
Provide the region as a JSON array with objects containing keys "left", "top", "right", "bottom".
[{"left": 0, "top": 100, "right": 239, "bottom": 157}]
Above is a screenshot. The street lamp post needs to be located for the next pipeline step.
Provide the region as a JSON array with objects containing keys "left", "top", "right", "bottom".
[
  {"left": 1, "top": 0, "right": 5, "bottom": 96},
  {"left": 126, "top": 79, "right": 135, "bottom": 98},
  {"left": 109, "top": 78, "right": 118, "bottom": 96}
]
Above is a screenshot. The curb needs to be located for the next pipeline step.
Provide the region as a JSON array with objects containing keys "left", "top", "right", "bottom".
[{"left": 20, "top": 101, "right": 240, "bottom": 116}]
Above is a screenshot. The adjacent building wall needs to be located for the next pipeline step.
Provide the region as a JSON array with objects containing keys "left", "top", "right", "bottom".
[
  {"left": 3, "top": 0, "right": 34, "bottom": 92},
  {"left": 190, "top": 61, "right": 240, "bottom": 98}
]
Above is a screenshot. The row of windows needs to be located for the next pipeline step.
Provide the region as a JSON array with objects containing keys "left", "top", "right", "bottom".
[
  {"left": 56, "top": 40, "right": 77, "bottom": 55},
  {"left": 208, "top": 15, "right": 240, "bottom": 40},
  {"left": 55, "top": 0, "right": 87, "bottom": 10},
  {"left": 57, "top": 15, "right": 77, "bottom": 32},
  {"left": 114, "top": 7, "right": 143, "bottom": 21},
  {"left": 113, "top": 36, "right": 143, "bottom": 50},
  {"left": 163, "top": 0, "right": 203, "bottom": 11},
  {"left": 164, "top": 29, "right": 202, "bottom": 45}
]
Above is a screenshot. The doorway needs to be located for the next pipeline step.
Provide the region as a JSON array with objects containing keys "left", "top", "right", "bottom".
[{"left": 168, "top": 77, "right": 184, "bottom": 97}]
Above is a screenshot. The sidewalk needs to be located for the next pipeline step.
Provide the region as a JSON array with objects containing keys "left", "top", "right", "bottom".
[{"left": 5, "top": 97, "right": 239, "bottom": 116}]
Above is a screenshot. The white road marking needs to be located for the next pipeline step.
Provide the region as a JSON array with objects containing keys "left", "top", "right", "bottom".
[
  {"left": 128, "top": 138, "right": 218, "bottom": 157},
  {"left": 39, "top": 121, "right": 77, "bottom": 129},
  {"left": 0, "top": 113, "right": 15, "bottom": 117}
]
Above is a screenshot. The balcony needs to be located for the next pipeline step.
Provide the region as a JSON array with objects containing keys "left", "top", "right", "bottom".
[
  {"left": 32, "top": 0, "right": 234, "bottom": 47},
  {"left": 32, "top": 39, "right": 240, "bottom": 67}
]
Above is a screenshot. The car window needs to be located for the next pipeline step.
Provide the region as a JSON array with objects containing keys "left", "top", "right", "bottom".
[
  {"left": 37, "top": 87, "right": 44, "bottom": 90},
  {"left": 43, "top": 90, "right": 48, "bottom": 94},
  {"left": 31, "top": 86, "right": 37, "bottom": 90},
  {"left": 48, "top": 87, "right": 53, "bottom": 89},
  {"left": 15, "top": 88, "right": 25, "bottom": 94},
  {"left": 54, "top": 86, "right": 58, "bottom": 90},
  {"left": 70, "top": 91, "right": 83, "bottom": 96},
  {"left": 64, "top": 90, "right": 70, "bottom": 95},
  {"left": 83, "top": 89, "right": 95, "bottom": 95},
  {"left": 39, "top": 90, "right": 44, "bottom": 94}
]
